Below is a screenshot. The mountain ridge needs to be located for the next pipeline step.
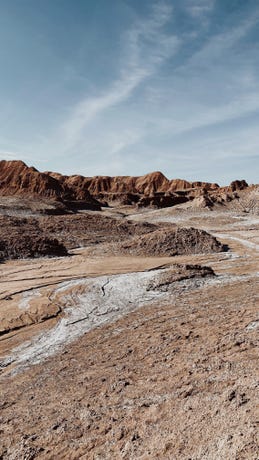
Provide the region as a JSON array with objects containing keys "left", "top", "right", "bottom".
[{"left": 0, "top": 160, "right": 252, "bottom": 210}]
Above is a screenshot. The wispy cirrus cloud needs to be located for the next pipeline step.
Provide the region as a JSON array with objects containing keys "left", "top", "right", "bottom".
[
  {"left": 61, "top": 2, "right": 180, "bottom": 152},
  {"left": 54, "top": 1, "right": 259, "bottom": 180},
  {"left": 188, "top": 10, "right": 259, "bottom": 65},
  {"left": 0, "top": 150, "right": 19, "bottom": 160},
  {"left": 1, "top": 0, "right": 258, "bottom": 183},
  {"left": 185, "top": 0, "right": 215, "bottom": 18},
  {"left": 149, "top": 8, "right": 259, "bottom": 138}
]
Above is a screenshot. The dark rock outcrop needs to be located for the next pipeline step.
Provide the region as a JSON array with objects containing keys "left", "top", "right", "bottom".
[
  {"left": 0, "top": 236, "right": 67, "bottom": 260},
  {"left": 228, "top": 180, "right": 248, "bottom": 192},
  {"left": 0, "top": 216, "right": 68, "bottom": 260},
  {"left": 147, "top": 264, "right": 215, "bottom": 291}
]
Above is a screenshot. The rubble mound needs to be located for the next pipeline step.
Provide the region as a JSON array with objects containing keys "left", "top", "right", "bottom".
[
  {"left": 42, "top": 213, "right": 157, "bottom": 249},
  {"left": 0, "top": 214, "right": 158, "bottom": 259},
  {"left": 0, "top": 196, "right": 69, "bottom": 216},
  {"left": 120, "top": 227, "right": 225, "bottom": 256},
  {"left": 147, "top": 264, "right": 215, "bottom": 291},
  {"left": 0, "top": 216, "right": 68, "bottom": 260},
  {"left": 0, "top": 236, "right": 67, "bottom": 260}
]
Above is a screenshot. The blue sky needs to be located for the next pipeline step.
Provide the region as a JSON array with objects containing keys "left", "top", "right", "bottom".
[{"left": 0, "top": 0, "right": 259, "bottom": 184}]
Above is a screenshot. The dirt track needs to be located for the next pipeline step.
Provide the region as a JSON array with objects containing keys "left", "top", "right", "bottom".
[{"left": 0, "top": 209, "right": 258, "bottom": 459}]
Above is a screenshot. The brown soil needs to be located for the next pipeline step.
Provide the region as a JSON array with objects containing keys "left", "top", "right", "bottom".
[
  {"left": 0, "top": 205, "right": 258, "bottom": 459},
  {"left": 0, "top": 277, "right": 258, "bottom": 460}
]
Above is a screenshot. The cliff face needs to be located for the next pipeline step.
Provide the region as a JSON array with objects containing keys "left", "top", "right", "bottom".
[
  {"left": 0, "top": 161, "right": 63, "bottom": 198},
  {"left": 0, "top": 160, "right": 251, "bottom": 210},
  {"left": 0, "top": 161, "right": 101, "bottom": 210},
  {"left": 60, "top": 172, "right": 169, "bottom": 196},
  {"left": 53, "top": 171, "right": 223, "bottom": 208},
  {"left": 65, "top": 172, "right": 219, "bottom": 196}
]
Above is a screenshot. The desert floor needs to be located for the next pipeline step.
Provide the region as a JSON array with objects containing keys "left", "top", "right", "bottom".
[{"left": 0, "top": 208, "right": 258, "bottom": 459}]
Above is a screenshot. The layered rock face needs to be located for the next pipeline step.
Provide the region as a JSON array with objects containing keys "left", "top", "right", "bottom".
[
  {"left": 61, "top": 171, "right": 220, "bottom": 199},
  {"left": 0, "top": 161, "right": 101, "bottom": 211},
  {"left": 0, "top": 160, "right": 251, "bottom": 210},
  {"left": 48, "top": 169, "right": 250, "bottom": 209},
  {"left": 0, "top": 160, "right": 63, "bottom": 198}
]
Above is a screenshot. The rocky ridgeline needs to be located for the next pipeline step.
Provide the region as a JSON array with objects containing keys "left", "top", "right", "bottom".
[
  {"left": 0, "top": 160, "right": 101, "bottom": 211},
  {"left": 0, "top": 160, "right": 252, "bottom": 211}
]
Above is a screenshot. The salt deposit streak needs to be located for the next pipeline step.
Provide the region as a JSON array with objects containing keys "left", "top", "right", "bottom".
[
  {"left": 3, "top": 269, "right": 258, "bottom": 374},
  {"left": 19, "top": 290, "right": 42, "bottom": 310},
  {"left": 5, "top": 270, "right": 166, "bottom": 373}
]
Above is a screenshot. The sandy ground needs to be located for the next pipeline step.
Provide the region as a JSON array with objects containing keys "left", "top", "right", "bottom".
[{"left": 0, "top": 209, "right": 258, "bottom": 459}]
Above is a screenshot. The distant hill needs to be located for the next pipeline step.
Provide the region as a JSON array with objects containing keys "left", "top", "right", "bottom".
[{"left": 0, "top": 159, "right": 254, "bottom": 211}]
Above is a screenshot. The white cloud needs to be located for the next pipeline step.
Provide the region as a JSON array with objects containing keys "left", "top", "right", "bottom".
[
  {"left": 13, "top": 1, "right": 258, "bottom": 184},
  {"left": 61, "top": 2, "right": 180, "bottom": 152},
  {"left": 146, "top": 10, "right": 259, "bottom": 138},
  {"left": 188, "top": 11, "right": 259, "bottom": 65},
  {"left": 155, "top": 89, "right": 259, "bottom": 140},
  {"left": 55, "top": 4, "right": 259, "bottom": 179},
  {"left": 185, "top": 0, "right": 215, "bottom": 18}
]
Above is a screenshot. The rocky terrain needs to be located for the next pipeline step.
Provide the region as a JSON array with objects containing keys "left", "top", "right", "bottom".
[
  {"left": 119, "top": 227, "right": 224, "bottom": 256},
  {"left": 0, "top": 160, "right": 258, "bottom": 459},
  {"left": 0, "top": 214, "right": 156, "bottom": 259},
  {"left": 0, "top": 212, "right": 225, "bottom": 262},
  {"left": 0, "top": 216, "right": 69, "bottom": 261},
  {"left": 1, "top": 160, "right": 257, "bottom": 212}
]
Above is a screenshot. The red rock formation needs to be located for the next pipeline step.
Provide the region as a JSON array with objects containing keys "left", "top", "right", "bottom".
[
  {"left": 167, "top": 179, "right": 192, "bottom": 191},
  {"left": 134, "top": 171, "right": 169, "bottom": 194},
  {"left": 0, "top": 160, "right": 63, "bottom": 198},
  {"left": 0, "top": 161, "right": 101, "bottom": 210},
  {"left": 0, "top": 160, "right": 252, "bottom": 210}
]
